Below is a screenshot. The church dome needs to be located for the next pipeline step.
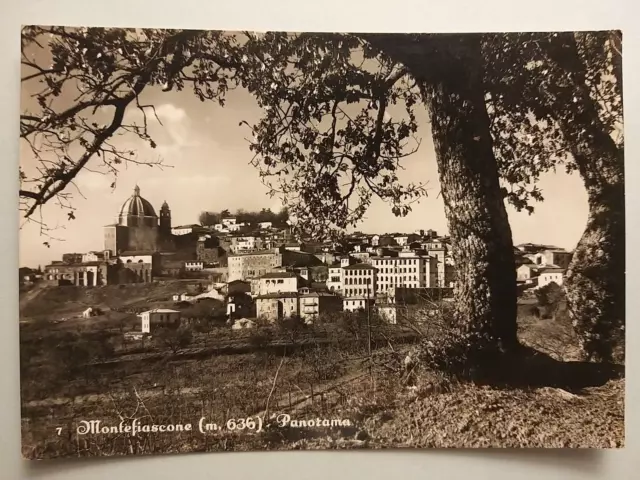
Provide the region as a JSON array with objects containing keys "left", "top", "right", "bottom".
[{"left": 118, "top": 186, "right": 158, "bottom": 227}]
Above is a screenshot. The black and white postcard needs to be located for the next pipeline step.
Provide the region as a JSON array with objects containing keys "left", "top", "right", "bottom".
[{"left": 18, "top": 27, "right": 625, "bottom": 459}]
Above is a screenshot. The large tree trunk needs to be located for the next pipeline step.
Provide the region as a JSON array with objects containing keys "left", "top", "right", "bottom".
[
  {"left": 369, "top": 34, "right": 519, "bottom": 352},
  {"left": 546, "top": 34, "right": 625, "bottom": 362}
]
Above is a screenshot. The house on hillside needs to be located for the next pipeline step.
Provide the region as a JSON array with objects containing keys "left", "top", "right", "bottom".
[
  {"left": 257, "top": 271, "right": 299, "bottom": 296},
  {"left": 343, "top": 296, "right": 375, "bottom": 312},
  {"left": 299, "top": 292, "right": 342, "bottom": 321},
  {"left": 139, "top": 308, "right": 181, "bottom": 333},
  {"left": 537, "top": 267, "right": 566, "bottom": 288},
  {"left": 516, "top": 264, "right": 541, "bottom": 282},
  {"left": 256, "top": 292, "right": 299, "bottom": 321}
]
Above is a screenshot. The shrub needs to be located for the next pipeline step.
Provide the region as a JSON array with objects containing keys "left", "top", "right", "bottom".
[
  {"left": 248, "top": 328, "right": 273, "bottom": 349},
  {"left": 535, "top": 282, "right": 565, "bottom": 319},
  {"left": 154, "top": 326, "right": 193, "bottom": 354}
]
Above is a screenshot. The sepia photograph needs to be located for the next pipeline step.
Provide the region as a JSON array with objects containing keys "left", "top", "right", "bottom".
[{"left": 18, "top": 27, "right": 624, "bottom": 459}]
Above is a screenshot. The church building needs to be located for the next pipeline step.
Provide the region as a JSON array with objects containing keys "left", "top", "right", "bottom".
[{"left": 104, "top": 185, "right": 173, "bottom": 255}]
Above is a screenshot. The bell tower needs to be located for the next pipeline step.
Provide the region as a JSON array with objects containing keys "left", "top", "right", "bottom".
[{"left": 159, "top": 201, "right": 171, "bottom": 236}]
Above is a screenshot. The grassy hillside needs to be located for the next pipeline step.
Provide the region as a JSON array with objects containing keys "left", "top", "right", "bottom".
[{"left": 19, "top": 280, "right": 207, "bottom": 319}]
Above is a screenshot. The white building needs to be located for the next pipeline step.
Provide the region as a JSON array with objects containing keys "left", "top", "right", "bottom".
[
  {"left": 327, "top": 265, "right": 342, "bottom": 293},
  {"left": 82, "top": 251, "right": 109, "bottom": 263},
  {"left": 343, "top": 297, "right": 375, "bottom": 312},
  {"left": 394, "top": 235, "right": 410, "bottom": 247},
  {"left": 231, "top": 235, "right": 261, "bottom": 253},
  {"left": 257, "top": 271, "right": 299, "bottom": 296},
  {"left": 139, "top": 309, "right": 181, "bottom": 333},
  {"left": 171, "top": 224, "right": 201, "bottom": 236},
  {"left": 185, "top": 261, "right": 204, "bottom": 272},
  {"left": 342, "top": 263, "right": 377, "bottom": 298},
  {"left": 371, "top": 255, "right": 437, "bottom": 295},
  {"left": 537, "top": 267, "right": 566, "bottom": 288},
  {"left": 222, "top": 217, "right": 237, "bottom": 227},
  {"left": 258, "top": 222, "right": 273, "bottom": 230},
  {"left": 227, "top": 223, "right": 244, "bottom": 232}
]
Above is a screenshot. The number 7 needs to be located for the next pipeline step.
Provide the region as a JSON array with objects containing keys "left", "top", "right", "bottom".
[{"left": 56, "top": 427, "right": 62, "bottom": 436}]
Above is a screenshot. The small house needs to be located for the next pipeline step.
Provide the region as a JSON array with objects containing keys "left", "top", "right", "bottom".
[{"left": 139, "top": 308, "right": 181, "bottom": 333}]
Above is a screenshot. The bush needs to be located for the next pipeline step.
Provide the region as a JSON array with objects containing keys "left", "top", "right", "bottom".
[
  {"left": 535, "top": 282, "right": 565, "bottom": 319},
  {"left": 275, "top": 316, "right": 306, "bottom": 344},
  {"left": 154, "top": 326, "right": 193, "bottom": 354},
  {"left": 248, "top": 328, "right": 273, "bottom": 349}
]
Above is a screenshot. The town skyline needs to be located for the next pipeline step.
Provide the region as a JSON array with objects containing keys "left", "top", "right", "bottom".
[{"left": 19, "top": 161, "right": 585, "bottom": 268}]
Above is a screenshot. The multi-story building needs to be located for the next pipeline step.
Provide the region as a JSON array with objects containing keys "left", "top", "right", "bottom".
[
  {"left": 299, "top": 292, "right": 343, "bottom": 321},
  {"left": 426, "top": 247, "right": 447, "bottom": 287},
  {"left": 256, "top": 292, "right": 299, "bottom": 321},
  {"left": 257, "top": 271, "right": 299, "bottom": 296},
  {"left": 229, "top": 235, "right": 263, "bottom": 253},
  {"left": 227, "top": 249, "right": 283, "bottom": 282},
  {"left": 44, "top": 261, "right": 111, "bottom": 286},
  {"left": 342, "top": 263, "right": 378, "bottom": 297},
  {"left": 370, "top": 254, "right": 437, "bottom": 295},
  {"left": 196, "top": 235, "right": 227, "bottom": 266},
  {"left": 326, "top": 264, "right": 342, "bottom": 292}
]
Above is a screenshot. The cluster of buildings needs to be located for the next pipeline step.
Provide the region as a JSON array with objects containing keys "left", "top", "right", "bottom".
[
  {"left": 514, "top": 244, "right": 573, "bottom": 289},
  {"left": 223, "top": 229, "right": 459, "bottom": 324},
  {"left": 35, "top": 184, "right": 573, "bottom": 331}
]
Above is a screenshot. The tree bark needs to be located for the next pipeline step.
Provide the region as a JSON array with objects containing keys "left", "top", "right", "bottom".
[
  {"left": 546, "top": 34, "right": 625, "bottom": 362},
  {"left": 367, "top": 34, "right": 519, "bottom": 352}
]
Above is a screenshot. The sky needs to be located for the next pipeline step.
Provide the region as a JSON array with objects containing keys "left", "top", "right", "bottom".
[{"left": 18, "top": 36, "right": 589, "bottom": 268}]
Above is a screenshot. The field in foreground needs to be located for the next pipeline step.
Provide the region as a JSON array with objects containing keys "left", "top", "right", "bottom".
[{"left": 19, "top": 284, "right": 624, "bottom": 458}]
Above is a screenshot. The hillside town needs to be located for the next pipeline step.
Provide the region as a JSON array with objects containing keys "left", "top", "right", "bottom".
[{"left": 19, "top": 185, "right": 574, "bottom": 334}]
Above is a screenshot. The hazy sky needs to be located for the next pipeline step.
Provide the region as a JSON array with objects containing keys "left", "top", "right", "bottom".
[{"left": 19, "top": 37, "right": 589, "bottom": 268}]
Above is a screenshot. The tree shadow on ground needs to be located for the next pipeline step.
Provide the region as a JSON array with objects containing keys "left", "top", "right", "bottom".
[{"left": 474, "top": 345, "right": 624, "bottom": 392}]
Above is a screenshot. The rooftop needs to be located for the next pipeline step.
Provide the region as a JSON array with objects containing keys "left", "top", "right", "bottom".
[
  {"left": 173, "top": 224, "right": 202, "bottom": 229},
  {"left": 259, "top": 271, "right": 298, "bottom": 279},
  {"left": 343, "top": 263, "right": 378, "bottom": 270},
  {"left": 539, "top": 266, "right": 566, "bottom": 272},
  {"left": 140, "top": 308, "right": 180, "bottom": 314},
  {"left": 301, "top": 292, "right": 338, "bottom": 298},
  {"left": 256, "top": 292, "right": 299, "bottom": 299},
  {"left": 229, "top": 249, "right": 279, "bottom": 257}
]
